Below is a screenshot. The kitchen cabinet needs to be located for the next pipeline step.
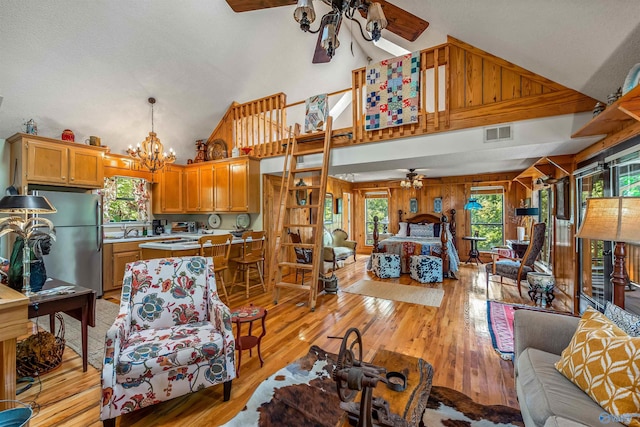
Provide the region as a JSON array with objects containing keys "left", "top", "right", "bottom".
[
  {"left": 103, "top": 153, "right": 153, "bottom": 181},
  {"left": 152, "top": 164, "right": 184, "bottom": 214},
  {"left": 184, "top": 163, "right": 214, "bottom": 213},
  {"left": 7, "top": 133, "right": 107, "bottom": 190},
  {"left": 213, "top": 157, "right": 260, "bottom": 213},
  {"left": 103, "top": 241, "right": 141, "bottom": 292}
]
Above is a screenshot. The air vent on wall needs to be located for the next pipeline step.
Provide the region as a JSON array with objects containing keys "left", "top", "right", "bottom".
[{"left": 483, "top": 124, "right": 513, "bottom": 143}]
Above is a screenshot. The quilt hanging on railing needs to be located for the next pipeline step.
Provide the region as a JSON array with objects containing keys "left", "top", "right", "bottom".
[{"left": 365, "top": 51, "right": 420, "bottom": 131}]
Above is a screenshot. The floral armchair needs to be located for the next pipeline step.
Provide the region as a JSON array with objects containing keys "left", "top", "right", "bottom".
[
  {"left": 323, "top": 228, "right": 357, "bottom": 271},
  {"left": 100, "top": 256, "right": 235, "bottom": 426}
]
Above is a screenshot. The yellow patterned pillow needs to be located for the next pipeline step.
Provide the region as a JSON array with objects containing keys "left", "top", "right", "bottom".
[{"left": 555, "top": 307, "right": 640, "bottom": 427}]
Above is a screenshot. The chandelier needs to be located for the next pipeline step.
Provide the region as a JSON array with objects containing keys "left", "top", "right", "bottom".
[
  {"left": 127, "top": 97, "right": 176, "bottom": 173},
  {"left": 294, "top": 0, "right": 388, "bottom": 59},
  {"left": 400, "top": 169, "right": 423, "bottom": 189}
]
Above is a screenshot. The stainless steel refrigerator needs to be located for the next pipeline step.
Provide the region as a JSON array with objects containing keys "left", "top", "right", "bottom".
[{"left": 32, "top": 190, "right": 103, "bottom": 297}]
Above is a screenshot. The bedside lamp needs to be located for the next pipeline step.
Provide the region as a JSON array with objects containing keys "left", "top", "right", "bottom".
[
  {"left": 0, "top": 195, "right": 57, "bottom": 296},
  {"left": 576, "top": 197, "right": 640, "bottom": 308}
]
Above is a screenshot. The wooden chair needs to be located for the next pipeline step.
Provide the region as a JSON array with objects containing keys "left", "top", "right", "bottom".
[
  {"left": 199, "top": 234, "right": 232, "bottom": 304},
  {"left": 485, "top": 222, "right": 546, "bottom": 297},
  {"left": 231, "top": 231, "right": 267, "bottom": 298},
  {"left": 289, "top": 229, "right": 313, "bottom": 285}
]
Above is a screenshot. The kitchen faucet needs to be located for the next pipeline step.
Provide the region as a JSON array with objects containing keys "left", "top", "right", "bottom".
[{"left": 121, "top": 224, "right": 139, "bottom": 238}]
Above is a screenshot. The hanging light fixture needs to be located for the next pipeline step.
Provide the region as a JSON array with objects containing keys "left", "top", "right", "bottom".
[
  {"left": 464, "top": 198, "right": 482, "bottom": 210},
  {"left": 400, "top": 169, "right": 424, "bottom": 190},
  {"left": 293, "top": 0, "right": 388, "bottom": 59},
  {"left": 127, "top": 97, "right": 176, "bottom": 173}
]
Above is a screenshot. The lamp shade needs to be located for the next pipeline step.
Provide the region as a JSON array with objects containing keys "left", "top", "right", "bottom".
[
  {"left": 576, "top": 197, "right": 640, "bottom": 244},
  {"left": 464, "top": 198, "right": 482, "bottom": 210},
  {"left": 0, "top": 195, "right": 56, "bottom": 214},
  {"left": 515, "top": 207, "right": 539, "bottom": 216}
]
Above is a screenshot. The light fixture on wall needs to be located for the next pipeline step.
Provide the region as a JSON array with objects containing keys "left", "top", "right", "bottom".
[
  {"left": 0, "top": 195, "right": 57, "bottom": 296},
  {"left": 576, "top": 197, "right": 640, "bottom": 309},
  {"left": 127, "top": 97, "right": 176, "bottom": 173},
  {"left": 400, "top": 169, "right": 423, "bottom": 190},
  {"left": 293, "top": 0, "right": 387, "bottom": 59}
]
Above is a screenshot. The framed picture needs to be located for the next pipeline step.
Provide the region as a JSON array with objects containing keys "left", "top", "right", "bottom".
[
  {"left": 555, "top": 177, "right": 570, "bottom": 220},
  {"left": 335, "top": 197, "right": 343, "bottom": 214},
  {"left": 410, "top": 198, "right": 418, "bottom": 213},
  {"left": 434, "top": 197, "right": 442, "bottom": 213}
]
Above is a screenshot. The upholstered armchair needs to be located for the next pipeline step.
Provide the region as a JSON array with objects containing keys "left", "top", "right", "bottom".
[
  {"left": 323, "top": 228, "right": 357, "bottom": 271},
  {"left": 100, "top": 256, "right": 236, "bottom": 426},
  {"left": 485, "top": 222, "right": 546, "bottom": 297}
]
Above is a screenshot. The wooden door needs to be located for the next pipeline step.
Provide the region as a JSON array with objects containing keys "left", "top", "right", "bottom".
[
  {"left": 26, "top": 140, "right": 68, "bottom": 185},
  {"left": 69, "top": 147, "right": 104, "bottom": 187},
  {"left": 184, "top": 167, "right": 200, "bottom": 212},
  {"left": 199, "top": 165, "right": 215, "bottom": 212},
  {"left": 214, "top": 163, "right": 230, "bottom": 212},
  {"left": 161, "top": 165, "right": 184, "bottom": 213},
  {"left": 229, "top": 160, "right": 248, "bottom": 211}
]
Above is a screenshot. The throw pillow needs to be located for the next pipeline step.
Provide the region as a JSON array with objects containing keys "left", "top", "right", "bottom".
[
  {"left": 555, "top": 307, "right": 640, "bottom": 427},
  {"left": 604, "top": 302, "right": 640, "bottom": 337},
  {"left": 410, "top": 223, "right": 434, "bottom": 237},
  {"left": 397, "top": 222, "right": 408, "bottom": 237}
]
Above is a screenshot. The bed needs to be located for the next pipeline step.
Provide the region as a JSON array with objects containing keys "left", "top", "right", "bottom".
[{"left": 372, "top": 210, "right": 460, "bottom": 278}]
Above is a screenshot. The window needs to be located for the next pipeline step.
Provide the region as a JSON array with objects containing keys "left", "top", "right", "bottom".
[
  {"left": 470, "top": 190, "right": 504, "bottom": 251},
  {"left": 364, "top": 192, "right": 389, "bottom": 246},
  {"left": 537, "top": 187, "right": 552, "bottom": 267},
  {"left": 102, "top": 177, "right": 150, "bottom": 223}
]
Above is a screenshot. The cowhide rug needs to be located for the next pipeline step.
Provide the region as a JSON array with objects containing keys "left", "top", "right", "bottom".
[
  {"left": 223, "top": 346, "right": 524, "bottom": 427},
  {"left": 422, "top": 386, "right": 525, "bottom": 427}
]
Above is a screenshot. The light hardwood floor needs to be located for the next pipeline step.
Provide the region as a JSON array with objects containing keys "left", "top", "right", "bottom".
[{"left": 19, "top": 256, "right": 571, "bottom": 426}]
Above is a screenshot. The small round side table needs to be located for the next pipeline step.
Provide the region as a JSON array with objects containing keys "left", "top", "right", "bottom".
[{"left": 230, "top": 305, "right": 267, "bottom": 377}]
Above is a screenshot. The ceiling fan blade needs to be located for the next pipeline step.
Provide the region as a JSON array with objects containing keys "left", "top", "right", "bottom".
[
  {"left": 360, "top": 1, "right": 429, "bottom": 42},
  {"left": 225, "top": 0, "right": 296, "bottom": 13}
]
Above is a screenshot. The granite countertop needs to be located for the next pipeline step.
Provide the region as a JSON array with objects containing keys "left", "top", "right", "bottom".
[
  {"left": 139, "top": 235, "right": 248, "bottom": 250},
  {"left": 103, "top": 230, "right": 241, "bottom": 244}
]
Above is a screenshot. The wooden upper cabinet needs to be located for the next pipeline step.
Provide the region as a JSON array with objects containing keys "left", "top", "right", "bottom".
[
  {"left": 183, "top": 164, "right": 214, "bottom": 213},
  {"left": 212, "top": 157, "right": 260, "bottom": 213},
  {"left": 103, "top": 153, "right": 153, "bottom": 181},
  {"left": 7, "top": 133, "right": 107, "bottom": 190},
  {"left": 152, "top": 164, "right": 184, "bottom": 214}
]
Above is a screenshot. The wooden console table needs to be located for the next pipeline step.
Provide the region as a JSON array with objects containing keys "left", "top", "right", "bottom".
[
  {"left": 0, "top": 285, "right": 29, "bottom": 403},
  {"left": 28, "top": 279, "right": 96, "bottom": 372}
]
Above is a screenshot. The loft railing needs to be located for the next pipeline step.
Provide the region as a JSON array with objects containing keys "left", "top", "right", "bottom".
[{"left": 207, "top": 37, "right": 595, "bottom": 159}]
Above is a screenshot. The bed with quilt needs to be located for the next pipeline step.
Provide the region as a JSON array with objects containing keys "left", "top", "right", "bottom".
[{"left": 371, "top": 212, "right": 460, "bottom": 278}]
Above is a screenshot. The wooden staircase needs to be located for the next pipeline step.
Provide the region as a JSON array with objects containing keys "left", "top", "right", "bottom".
[{"left": 269, "top": 117, "right": 334, "bottom": 311}]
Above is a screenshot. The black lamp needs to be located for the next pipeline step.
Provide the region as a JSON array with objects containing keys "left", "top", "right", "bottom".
[{"left": 0, "top": 195, "right": 56, "bottom": 296}]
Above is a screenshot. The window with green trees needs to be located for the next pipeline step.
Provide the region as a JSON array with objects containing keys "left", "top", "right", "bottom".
[
  {"left": 102, "top": 177, "right": 150, "bottom": 223},
  {"left": 538, "top": 188, "right": 552, "bottom": 266},
  {"left": 364, "top": 193, "right": 389, "bottom": 246},
  {"left": 470, "top": 192, "right": 503, "bottom": 251}
]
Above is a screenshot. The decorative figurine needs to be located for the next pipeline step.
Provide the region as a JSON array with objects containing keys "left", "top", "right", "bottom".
[
  {"left": 194, "top": 139, "right": 207, "bottom": 163},
  {"left": 23, "top": 119, "right": 38, "bottom": 135}
]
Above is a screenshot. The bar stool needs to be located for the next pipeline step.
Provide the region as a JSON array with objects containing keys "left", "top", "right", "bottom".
[
  {"left": 199, "top": 233, "right": 232, "bottom": 304},
  {"left": 231, "top": 231, "right": 267, "bottom": 298}
]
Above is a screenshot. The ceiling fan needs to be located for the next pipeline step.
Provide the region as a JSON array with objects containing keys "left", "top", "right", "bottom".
[
  {"left": 224, "top": 0, "right": 429, "bottom": 63},
  {"left": 400, "top": 168, "right": 424, "bottom": 189}
]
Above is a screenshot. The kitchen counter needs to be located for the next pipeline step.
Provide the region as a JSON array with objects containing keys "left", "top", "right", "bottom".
[{"left": 138, "top": 236, "right": 246, "bottom": 251}]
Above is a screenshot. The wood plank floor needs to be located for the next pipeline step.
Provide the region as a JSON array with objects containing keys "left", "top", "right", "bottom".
[{"left": 19, "top": 257, "right": 571, "bottom": 426}]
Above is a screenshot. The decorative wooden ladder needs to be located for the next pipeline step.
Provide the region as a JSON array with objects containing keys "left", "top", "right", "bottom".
[{"left": 269, "top": 116, "right": 334, "bottom": 311}]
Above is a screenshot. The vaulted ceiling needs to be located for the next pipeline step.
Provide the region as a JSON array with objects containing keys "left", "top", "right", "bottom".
[{"left": 1, "top": 1, "right": 639, "bottom": 182}]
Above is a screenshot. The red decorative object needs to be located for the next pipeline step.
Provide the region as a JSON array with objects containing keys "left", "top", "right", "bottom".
[
  {"left": 241, "top": 147, "right": 252, "bottom": 156},
  {"left": 61, "top": 129, "right": 75, "bottom": 141}
]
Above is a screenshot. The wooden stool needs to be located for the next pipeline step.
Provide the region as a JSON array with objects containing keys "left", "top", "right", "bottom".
[
  {"left": 198, "top": 234, "right": 232, "bottom": 304},
  {"left": 230, "top": 305, "right": 267, "bottom": 377},
  {"left": 231, "top": 231, "right": 266, "bottom": 298}
]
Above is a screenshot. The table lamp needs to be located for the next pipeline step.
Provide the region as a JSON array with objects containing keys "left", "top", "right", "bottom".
[
  {"left": 0, "top": 195, "right": 57, "bottom": 296},
  {"left": 515, "top": 207, "right": 539, "bottom": 241},
  {"left": 575, "top": 197, "right": 640, "bottom": 308}
]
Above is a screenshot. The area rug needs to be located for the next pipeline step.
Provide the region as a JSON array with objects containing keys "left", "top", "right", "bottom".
[
  {"left": 34, "top": 298, "right": 120, "bottom": 369},
  {"left": 422, "top": 386, "right": 524, "bottom": 427},
  {"left": 343, "top": 279, "right": 444, "bottom": 308},
  {"left": 222, "top": 345, "right": 523, "bottom": 427},
  {"left": 486, "top": 300, "right": 517, "bottom": 360}
]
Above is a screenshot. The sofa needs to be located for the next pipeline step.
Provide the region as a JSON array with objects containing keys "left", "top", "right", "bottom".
[
  {"left": 323, "top": 228, "right": 357, "bottom": 270},
  {"left": 514, "top": 307, "right": 639, "bottom": 427}
]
